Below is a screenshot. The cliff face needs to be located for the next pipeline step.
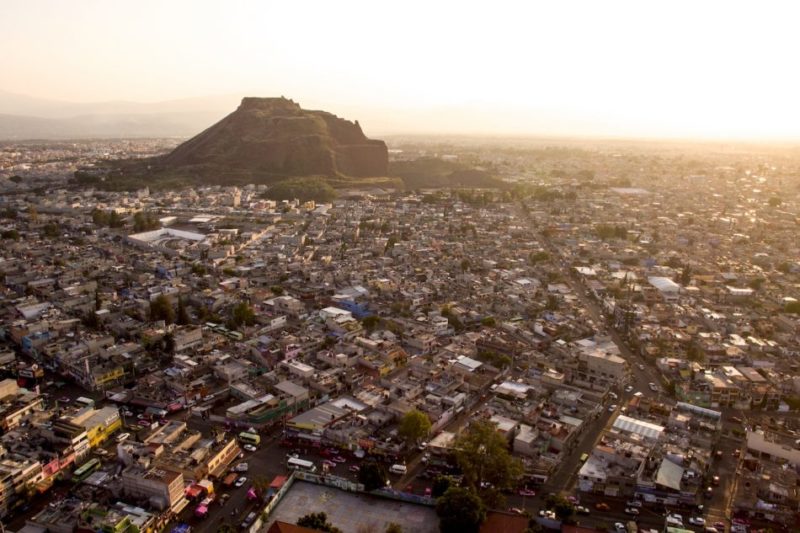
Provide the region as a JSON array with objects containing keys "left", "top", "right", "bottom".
[{"left": 156, "top": 97, "right": 388, "bottom": 178}]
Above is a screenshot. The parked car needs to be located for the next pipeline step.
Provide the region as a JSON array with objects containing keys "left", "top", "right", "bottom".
[
  {"left": 626, "top": 500, "right": 642, "bottom": 508},
  {"left": 348, "top": 465, "right": 360, "bottom": 473},
  {"left": 241, "top": 511, "right": 257, "bottom": 529},
  {"left": 608, "top": 404, "right": 618, "bottom": 412},
  {"left": 689, "top": 517, "right": 706, "bottom": 526},
  {"left": 234, "top": 462, "right": 248, "bottom": 472},
  {"left": 243, "top": 444, "right": 257, "bottom": 453},
  {"left": 712, "top": 475, "right": 720, "bottom": 486},
  {"left": 575, "top": 505, "right": 590, "bottom": 515},
  {"left": 333, "top": 455, "right": 346, "bottom": 463},
  {"left": 614, "top": 522, "right": 627, "bottom": 533},
  {"left": 595, "top": 502, "right": 610, "bottom": 511},
  {"left": 624, "top": 385, "right": 634, "bottom": 392},
  {"left": 637, "top": 363, "right": 645, "bottom": 370},
  {"left": 518, "top": 488, "right": 536, "bottom": 497},
  {"left": 625, "top": 507, "right": 640, "bottom": 516},
  {"left": 116, "top": 432, "right": 131, "bottom": 443},
  {"left": 235, "top": 476, "right": 247, "bottom": 488},
  {"left": 649, "top": 382, "right": 658, "bottom": 392}
]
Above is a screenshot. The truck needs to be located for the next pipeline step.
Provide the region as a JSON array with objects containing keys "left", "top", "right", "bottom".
[{"left": 222, "top": 472, "right": 238, "bottom": 488}]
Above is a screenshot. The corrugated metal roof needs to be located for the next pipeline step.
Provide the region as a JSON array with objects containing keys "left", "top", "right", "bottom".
[{"left": 613, "top": 415, "right": 664, "bottom": 440}]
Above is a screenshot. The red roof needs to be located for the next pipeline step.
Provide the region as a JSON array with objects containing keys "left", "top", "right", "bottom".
[
  {"left": 267, "top": 522, "right": 320, "bottom": 533},
  {"left": 479, "top": 511, "right": 529, "bottom": 533}
]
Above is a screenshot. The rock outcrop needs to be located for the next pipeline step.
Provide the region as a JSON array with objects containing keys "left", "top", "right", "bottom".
[{"left": 155, "top": 97, "right": 387, "bottom": 179}]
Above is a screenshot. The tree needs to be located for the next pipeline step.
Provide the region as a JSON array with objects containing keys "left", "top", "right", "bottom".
[
  {"left": 544, "top": 493, "right": 575, "bottom": 523},
  {"left": 362, "top": 315, "right": 380, "bottom": 331},
  {"left": 432, "top": 475, "right": 452, "bottom": 498},
  {"left": 480, "top": 316, "right": 496, "bottom": 328},
  {"left": 454, "top": 420, "right": 523, "bottom": 495},
  {"left": 149, "top": 294, "right": 175, "bottom": 324},
  {"left": 163, "top": 332, "right": 175, "bottom": 354},
  {"left": 229, "top": 302, "right": 256, "bottom": 330},
  {"left": 133, "top": 210, "right": 160, "bottom": 232},
  {"left": 435, "top": 486, "right": 486, "bottom": 533},
  {"left": 297, "top": 512, "right": 343, "bottom": 533},
  {"left": 42, "top": 223, "right": 59, "bottom": 238},
  {"left": 398, "top": 409, "right": 431, "bottom": 446},
  {"left": 358, "top": 459, "right": 388, "bottom": 491},
  {"left": 176, "top": 297, "right": 190, "bottom": 325},
  {"left": 680, "top": 264, "right": 692, "bottom": 286}
]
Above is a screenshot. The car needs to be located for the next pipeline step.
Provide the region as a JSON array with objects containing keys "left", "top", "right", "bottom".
[
  {"left": 137, "top": 419, "right": 151, "bottom": 427},
  {"left": 575, "top": 505, "right": 590, "bottom": 515},
  {"left": 122, "top": 410, "right": 134, "bottom": 417},
  {"left": 508, "top": 507, "right": 523, "bottom": 515},
  {"left": 243, "top": 444, "right": 257, "bottom": 453},
  {"left": 713, "top": 521, "right": 726, "bottom": 530},
  {"left": 421, "top": 452, "right": 430, "bottom": 464},
  {"left": 626, "top": 500, "right": 642, "bottom": 508},
  {"left": 624, "top": 385, "right": 634, "bottom": 392},
  {"left": 625, "top": 507, "right": 640, "bottom": 515},
  {"left": 614, "top": 522, "right": 627, "bottom": 533},
  {"left": 731, "top": 416, "right": 743, "bottom": 424},
  {"left": 667, "top": 513, "right": 684, "bottom": 523},
  {"left": 595, "top": 502, "right": 610, "bottom": 511},
  {"left": 732, "top": 449, "right": 741, "bottom": 458},
  {"left": 424, "top": 487, "right": 432, "bottom": 496},
  {"left": 348, "top": 465, "right": 360, "bottom": 473},
  {"left": 689, "top": 517, "right": 706, "bottom": 526},
  {"left": 538, "top": 510, "right": 556, "bottom": 519},
  {"left": 234, "top": 476, "right": 247, "bottom": 487},
  {"left": 333, "top": 455, "right": 346, "bottom": 463},
  {"left": 322, "top": 459, "right": 336, "bottom": 468},
  {"left": 518, "top": 488, "right": 536, "bottom": 497},
  {"left": 234, "top": 462, "right": 248, "bottom": 472},
  {"left": 241, "top": 511, "right": 257, "bottom": 529},
  {"left": 637, "top": 363, "right": 645, "bottom": 370},
  {"left": 705, "top": 486, "right": 713, "bottom": 496},
  {"left": 609, "top": 392, "right": 618, "bottom": 400},
  {"left": 712, "top": 475, "right": 720, "bottom": 486},
  {"left": 59, "top": 396, "right": 71, "bottom": 403},
  {"left": 649, "top": 382, "right": 658, "bottom": 391},
  {"left": 609, "top": 404, "right": 618, "bottom": 412},
  {"left": 116, "top": 432, "right": 131, "bottom": 443}
]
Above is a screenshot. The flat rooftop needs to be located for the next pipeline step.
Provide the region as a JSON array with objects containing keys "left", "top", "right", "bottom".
[{"left": 265, "top": 481, "right": 438, "bottom": 533}]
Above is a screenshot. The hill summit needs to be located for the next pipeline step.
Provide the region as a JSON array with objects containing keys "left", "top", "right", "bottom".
[{"left": 152, "top": 97, "right": 388, "bottom": 180}]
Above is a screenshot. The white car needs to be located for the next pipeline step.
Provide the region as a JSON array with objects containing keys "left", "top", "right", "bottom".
[
  {"left": 625, "top": 507, "right": 640, "bottom": 516},
  {"left": 637, "top": 363, "right": 645, "bottom": 370},
  {"left": 624, "top": 385, "right": 634, "bottom": 393},
  {"left": 235, "top": 476, "right": 247, "bottom": 487},
  {"left": 608, "top": 404, "right": 618, "bottom": 412},
  {"left": 689, "top": 517, "right": 706, "bottom": 526},
  {"left": 234, "top": 462, "right": 248, "bottom": 472},
  {"left": 243, "top": 444, "right": 257, "bottom": 452},
  {"left": 649, "top": 382, "right": 659, "bottom": 392},
  {"left": 614, "top": 522, "right": 627, "bottom": 533},
  {"left": 116, "top": 432, "right": 131, "bottom": 443},
  {"left": 626, "top": 500, "right": 642, "bottom": 508}
]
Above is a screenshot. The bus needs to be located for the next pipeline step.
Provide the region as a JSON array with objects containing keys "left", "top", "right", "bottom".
[
  {"left": 287, "top": 457, "right": 316, "bottom": 473},
  {"left": 73, "top": 458, "right": 101, "bottom": 482},
  {"left": 238, "top": 432, "right": 261, "bottom": 446}
]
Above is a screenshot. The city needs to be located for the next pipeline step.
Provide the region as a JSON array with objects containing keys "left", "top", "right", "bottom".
[{"left": 0, "top": 137, "right": 798, "bottom": 533}]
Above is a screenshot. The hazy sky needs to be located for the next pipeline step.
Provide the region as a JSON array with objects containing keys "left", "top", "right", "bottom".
[{"left": 2, "top": 0, "right": 800, "bottom": 139}]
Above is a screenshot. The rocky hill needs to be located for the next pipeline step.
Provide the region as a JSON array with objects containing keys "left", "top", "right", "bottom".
[{"left": 148, "top": 97, "right": 388, "bottom": 181}]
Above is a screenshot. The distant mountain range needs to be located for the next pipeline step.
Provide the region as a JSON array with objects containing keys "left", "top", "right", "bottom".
[{"left": 0, "top": 91, "right": 239, "bottom": 139}]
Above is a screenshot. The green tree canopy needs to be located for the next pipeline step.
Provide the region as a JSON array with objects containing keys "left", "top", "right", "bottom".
[
  {"left": 297, "top": 512, "right": 342, "bottom": 533},
  {"left": 454, "top": 420, "right": 523, "bottom": 495},
  {"left": 398, "top": 409, "right": 431, "bottom": 446},
  {"left": 133, "top": 210, "right": 160, "bottom": 232},
  {"left": 435, "top": 486, "right": 486, "bottom": 533},
  {"left": 149, "top": 294, "right": 175, "bottom": 324},
  {"left": 264, "top": 177, "right": 337, "bottom": 203},
  {"left": 229, "top": 302, "right": 256, "bottom": 329},
  {"left": 358, "top": 459, "right": 388, "bottom": 491}
]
